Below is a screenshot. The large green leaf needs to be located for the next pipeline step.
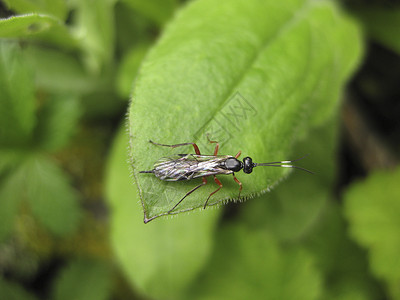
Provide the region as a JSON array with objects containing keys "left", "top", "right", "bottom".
[
  {"left": 105, "top": 126, "right": 222, "bottom": 299},
  {"left": 185, "top": 224, "right": 322, "bottom": 300},
  {"left": 0, "top": 41, "right": 36, "bottom": 146},
  {"left": 128, "top": 0, "right": 363, "bottom": 221},
  {"left": 344, "top": 167, "right": 400, "bottom": 299}
]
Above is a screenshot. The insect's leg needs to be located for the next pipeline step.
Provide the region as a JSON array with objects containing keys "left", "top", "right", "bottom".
[
  {"left": 203, "top": 176, "right": 223, "bottom": 209},
  {"left": 206, "top": 134, "right": 219, "bottom": 156},
  {"left": 235, "top": 151, "right": 241, "bottom": 159},
  {"left": 149, "top": 140, "right": 201, "bottom": 155},
  {"left": 168, "top": 177, "right": 207, "bottom": 213},
  {"left": 232, "top": 174, "right": 242, "bottom": 200}
]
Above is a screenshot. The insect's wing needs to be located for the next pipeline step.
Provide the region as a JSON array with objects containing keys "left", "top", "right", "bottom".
[
  {"left": 190, "top": 155, "right": 232, "bottom": 178},
  {"left": 153, "top": 154, "right": 231, "bottom": 181},
  {"left": 152, "top": 154, "right": 197, "bottom": 181}
]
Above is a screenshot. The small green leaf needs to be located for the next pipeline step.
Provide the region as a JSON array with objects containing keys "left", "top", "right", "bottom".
[
  {"left": 23, "top": 45, "right": 104, "bottom": 94},
  {"left": 0, "top": 41, "right": 36, "bottom": 147},
  {"left": 2, "top": 0, "right": 68, "bottom": 20},
  {"left": 0, "top": 14, "right": 77, "bottom": 49},
  {"left": 0, "top": 162, "right": 26, "bottom": 241},
  {"left": 24, "top": 156, "right": 82, "bottom": 236},
  {"left": 128, "top": 0, "right": 363, "bottom": 221},
  {"left": 69, "top": 0, "right": 116, "bottom": 73},
  {"left": 0, "top": 149, "right": 26, "bottom": 175},
  {"left": 52, "top": 259, "right": 111, "bottom": 300},
  {"left": 120, "top": 0, "right": 177, "bottom": 26},
  {"left": 344, "top": 167, "right": 400, "bottom": 299},
  {"left": 105, "top": 126, "right": 221, "bottom": 299},
  {"left": 352, "top": 6, "right": 400, "bottom": 55},
  {"left": 186, "top": 224, "right": 322, "bottom": 300},
  {"left": 116, "top": 43, "right": 150, "bottom": 98},
  {"left": 0, "top": 277, "right": 38, "bottom": 300},
  {"left": 34, "top": 95, "right": 82, "bottom": 151}
]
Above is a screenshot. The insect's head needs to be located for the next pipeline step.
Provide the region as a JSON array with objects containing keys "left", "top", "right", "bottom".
[{"left": 242, "top": 157, "right": 254, "bottom": 174}]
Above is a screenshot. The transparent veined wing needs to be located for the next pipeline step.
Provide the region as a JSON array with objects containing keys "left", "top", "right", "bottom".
[{"left": 153, "top": 154, "right": 233, "bottom": 181}]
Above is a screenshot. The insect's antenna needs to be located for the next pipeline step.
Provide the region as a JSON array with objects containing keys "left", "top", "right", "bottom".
[
  {"left": 254, "top": 155, "right": 313, "bottom": 174},
  {"left": 139, "top": 170, "right": 154, "bottom": 174}
]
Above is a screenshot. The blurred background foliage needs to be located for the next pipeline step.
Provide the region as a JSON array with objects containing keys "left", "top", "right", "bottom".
[{"left": 0, "top": 0, "right": 399, "bottom": 299}]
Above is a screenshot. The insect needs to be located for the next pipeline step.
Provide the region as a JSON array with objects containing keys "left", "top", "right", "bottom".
[{"left": 140, "top": 138, "right": 312, "bottom": 214}]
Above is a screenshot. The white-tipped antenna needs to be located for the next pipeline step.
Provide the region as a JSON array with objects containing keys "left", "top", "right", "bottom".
[{"left": 254, "top": 154, "right": 314, "bottom": 174}]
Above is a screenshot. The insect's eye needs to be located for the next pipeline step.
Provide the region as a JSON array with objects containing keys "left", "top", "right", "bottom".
[
  {"left": 243, "top": 157, "right": 253, "bottom": 174},
  {"left": 224, "top": 158, "right": 242, "bottom": 172}
]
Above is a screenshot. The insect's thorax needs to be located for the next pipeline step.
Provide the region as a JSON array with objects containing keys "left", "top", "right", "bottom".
[{"left": 153, "top": 154, "right": 233, "bottom": 181}]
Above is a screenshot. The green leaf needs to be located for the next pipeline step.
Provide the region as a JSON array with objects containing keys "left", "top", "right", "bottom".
[
  {"left": 128, "top": 0, "right": 363, "bottom": 221},
  {"left": 105, "top": 126, "right": 221, "bottom": 299},
  {"left": 0, "top": 14, "right": 78, "bottom": 49},
  {"left": 2, "top": 0, "right": 68, "bottom": 20},
  {"left": 34, "top": 95, "right": 82, "bottom": 151},
  {"left": 0, "top": 161, "right": 26, "bottom": 241},
  {"left": 0, "top": 154, "right": 82, "bottom": 238},
  {"left": 344, "top": 167, "right": 400, "bottom": 299},
  {"left": 0, "top": 149, "right": 26, "bottom": 175},
  {"left": 0, "top": 277, "right": 38, "bottom": 300},
  {"left": 69, "top": 0, "right": 116, "bottom": 74},
  {"left": 53, "top": 259, "right": 111, "bottom": 300},
  {"left": 186, "top": 224, "right": 322, "bottom": 300},
  {"left": 24, "top": 155, "right": 82, "bottom": 236},
  {"left": 0, "top": 41, "right": 36, "bottom": 147},
  {"left": 120, "top": 0, "right": 177, "bottom": 26},
  {"left": 116, "top": 43, "right": 150, "bottom": 98},
  {"left": 352, "top": 6, "right": 400, "bottom": 55},
  {"left": 304, "top": 201, "right": 382, "bottom": 300},
  {"left": 22, "top": 45, "right": 105, "bottom": 94}
]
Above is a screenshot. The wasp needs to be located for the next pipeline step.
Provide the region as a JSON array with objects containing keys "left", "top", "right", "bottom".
[{"left": 140, "top": 138, "right": 311, "bottom": 214}]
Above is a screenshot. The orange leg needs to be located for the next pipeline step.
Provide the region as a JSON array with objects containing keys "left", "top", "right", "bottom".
[
  {"left": 168, "top": 176, "right": 207, "bottom": 213},
  {"left": 206, "top": 134, "right": 219, "bottom": 156},
  {"left": 203, "top": 176, "right": 223, "bottom": 209},
  {"left": 233, "top": 174, "right": 242, "bottom": 200},
  {"left": 235, "top": 151, "right": 241, "bottom": 158}
]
